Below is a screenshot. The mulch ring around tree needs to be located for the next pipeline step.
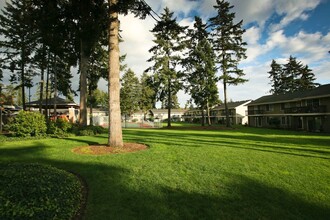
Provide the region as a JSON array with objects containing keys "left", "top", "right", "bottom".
[{"left": 72, "top": 143, "right": 148, "bottom": 155}]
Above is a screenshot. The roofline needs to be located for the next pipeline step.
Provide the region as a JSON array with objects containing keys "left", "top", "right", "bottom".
[{"left": 248, "top": 94, "right": 330, "bottom": 106}]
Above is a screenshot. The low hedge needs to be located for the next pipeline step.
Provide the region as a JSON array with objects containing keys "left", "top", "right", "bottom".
[{"left": 0, "top": 163, "right": 83, "bottom": 220}]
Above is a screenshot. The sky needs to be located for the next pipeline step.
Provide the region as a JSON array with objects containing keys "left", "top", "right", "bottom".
[
  {"left": 1, "top": 0, "right": 330, "bottom": 107},
  {"left": 117, "top": 0, "right": 330, "bottom": 107}
]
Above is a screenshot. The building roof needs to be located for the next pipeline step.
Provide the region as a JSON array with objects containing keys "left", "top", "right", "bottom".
[
  {"left": 151, "top": 109, "right": 188, "bottom": 114},
  {"left": 26, "top": 97, "right": 79, "bottom": 108},
  {"left": 248, "top": 84, "right": 330, "bottom": 106},
  {"left": 213, "top": 100, "right": 252, "bottom": 110}
]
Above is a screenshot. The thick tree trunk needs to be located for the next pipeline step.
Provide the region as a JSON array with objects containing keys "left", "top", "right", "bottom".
[
  {"left": 79, "top": 40, "right": 88, "bottom": 126},
  {"left": 223, "top": 80, "right": 230, "bottom": 127},
  {"left": 167, "top": 78, "right": 171, "bottom": 127},
  {"left": 39, "top": 45, "right": 46, "bottom": 113},
  {"left": 207, "top": 101, "right": 211, "bottom": 126},
  {"left": 108, "top": 0, "right": 123, "bottom": 147}
]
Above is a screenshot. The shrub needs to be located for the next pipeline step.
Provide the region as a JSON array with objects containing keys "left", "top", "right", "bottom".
[
  {"left": 69, "top": 124, "right": 107, "bottom": 136},
  {"left": 8, "top": 111, "right": 47, "bottom": 137},
  {"left": 269, "top": 117, "right": 281, "bottom": 128},
  {"left": 47, "top": 118, "right": 72, "bottom": 137},
  {"left": 0, "top": 162, "right": 82, "bottom": 220}
]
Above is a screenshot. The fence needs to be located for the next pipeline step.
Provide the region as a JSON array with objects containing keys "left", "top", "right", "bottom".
[{"left": 88, "top": 116, "right": 163, "bottom": 128}]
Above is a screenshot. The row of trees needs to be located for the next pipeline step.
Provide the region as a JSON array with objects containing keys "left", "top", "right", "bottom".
[
  {"left": 0, "top": 0, "right": 247, "bottom": 145},
  {"left": 268, "top": 56, "right": 319, "bottom": 94},
  {"left": 0, "top": 0, "right": 153, "bottom": 147},
  {"left": 146, "top": 0, "right": 247, "bottom": 127}
]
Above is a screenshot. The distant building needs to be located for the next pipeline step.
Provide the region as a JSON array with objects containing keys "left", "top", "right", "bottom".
[
  {"left": 150, "top": 109, "right": 187, "bottom": 122},
  {"left": 211, "top": 100, "right": 251, "bottom": 125},
  {"left": 182, "top": 100, "right": 251, "bottom": 125},
  {"left": 247, "top": 84, "right": 330, "bottom": 132}
]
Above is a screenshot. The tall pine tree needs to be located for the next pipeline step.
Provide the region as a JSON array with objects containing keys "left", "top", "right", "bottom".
[
  {"left": 146, "top": 7, "right": 186, "bottom": 127},
  {"left": 209, "top": 0, "right": 247, "bottom": 127},
  {"left": 268, "top": 59, "right": 283, "bottom": 94},
  {"left": 184, "top": 16, "right": 219, "bottom": 126},
  {"left": 0, "top": 0, "right": 37, "bottom": 110}
]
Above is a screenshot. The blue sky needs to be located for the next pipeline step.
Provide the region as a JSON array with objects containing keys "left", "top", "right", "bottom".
[
  {"left": 116, "top": 0, "right": 330, "bottom": 107},
  {"left": 1, "top": 0, "right": 330, "bottom": 107}
]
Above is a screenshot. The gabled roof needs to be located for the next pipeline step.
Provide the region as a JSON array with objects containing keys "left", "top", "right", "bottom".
[
  {"left": 213, "top": 100, "right": 252, "bottom": 110},
  {"left": 248, "top": 84, "right": 330, "bottom": 106}
]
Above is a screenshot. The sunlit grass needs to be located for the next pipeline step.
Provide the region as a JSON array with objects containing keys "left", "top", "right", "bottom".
[{"left": 0, "top": 126, "right": 329, "bottom": 219}]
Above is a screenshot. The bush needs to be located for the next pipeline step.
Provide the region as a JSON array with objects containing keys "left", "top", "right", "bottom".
[
  {"left": 8, "top": 111, "right": 47, "bottom": 137},
  {"left": 0, "top": 162, "right": 82, "bottom": 220},
  {"left": 269, "top": 117, "right": 281, "bottom": 128},
  {"left": 69, "top": 125, "right": 107, "bottom": 136},
  {"left": 47, "top": 118, "right": 72, "bottom": 137}
]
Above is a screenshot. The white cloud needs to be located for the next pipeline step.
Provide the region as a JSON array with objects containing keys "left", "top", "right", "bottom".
[
  {"left": 119, "top": 13, "right": 155, "bottom": 76},
  {"left": 158, "top": 0, "right": 199, "bottom": 17},
  {"left": 270, "top": 0, "right": 320, "bottom": 31}
]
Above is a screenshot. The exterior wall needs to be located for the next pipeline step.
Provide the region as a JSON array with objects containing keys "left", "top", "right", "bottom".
[{"left": 248, "top": 96, "right": 330, "bottom": 133}]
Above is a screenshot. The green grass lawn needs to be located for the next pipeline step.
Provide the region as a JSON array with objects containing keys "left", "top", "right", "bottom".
[{"left": 1, "top": 126, "right": 330, "bottom": 219}]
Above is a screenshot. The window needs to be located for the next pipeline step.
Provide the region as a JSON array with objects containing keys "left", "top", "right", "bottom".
[
  {"left": 307, "top": 99, "right": 319, "bottom": 107},
  {"left": 281, "top": 103, "right": 285, "bottom": 110},
  {"left": 265, "top": 104, "right": 273, "bottom": 112}
]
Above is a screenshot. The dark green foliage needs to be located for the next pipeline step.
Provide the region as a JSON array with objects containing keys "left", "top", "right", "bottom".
[
  {"left": 70, "top": 124, "right": 107, "bottom": 136},
  {"left": 184, "top": 16, "right": 220, "bottom": 125},
  {"left": 268, "top": 56, "right": 319, "bottom": 94},
  {"left": 268, "top": 59, "right": 283, "bottom": 94},
  {"left": 208, "top": 0, "right": 247, "bottom": 127},
  {"left": 8, "top": 111, "right": 47, "bottom": 137},
  {"left": 140, "top": 72, "right": 156, "bottom": 118},
  {"left": 47, "top": 118, "right": 72, "bottom": 137},
  {"left": 0, "top": 0, "right": 37, "bottom": 110},
  {"left": 0, "top": 162, "right": 82, "bottom": 220},
  {"left": 146, "top": 7, "right": 186, "bottom": 127},
  {"left": 269, "top": 117, "right": 280, "bottom": 128},
  {"left": 120, "top": 69, "right": 141, "bottom": 116}
]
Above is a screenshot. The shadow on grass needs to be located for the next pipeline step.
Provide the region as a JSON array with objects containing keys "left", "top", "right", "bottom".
[
  {"left": 124, "top": 129, "right": 330, "bottom": 159},
  {"left": 0, "top": 143, "right": 329, "bottom": 220}
]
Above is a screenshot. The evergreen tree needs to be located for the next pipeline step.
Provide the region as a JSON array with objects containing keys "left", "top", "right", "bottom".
[
  {"left": 184, "top": 16, "right": 219, "bottom": 126},
  {"left": 161, "top": 93, "right": 180, "bottom": 109},
  {"left": 268, "top": 59, "right": 283, "bottom": 94},
  {"left": 268, "top": 56, "right": 319, "bottom": 94},
  {"left": 209, "top": 0, "right": 247, "bottom": 127},
  {"left": 140, "top": 72, "right": 156, "bottom": 120},
  {"left": 299, "top": 65, "right": 319, "bottom": 90},
  {"left": 282, "top": 56, "right": 303, "bottom": 93},
  {"left": 146, "top": 7, "right": 186, "bottom": 127},
  {"left": 0, "top": 0, "right": 37, "bottom": 110},
  {"left": 120, "top": 69, "right": 141, "bottom": 117}
]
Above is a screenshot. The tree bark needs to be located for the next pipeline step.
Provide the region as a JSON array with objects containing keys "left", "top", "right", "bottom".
[
  {"left": 79, "top": 40, "right": 88, "bottom": 126},
  {"left": 108, "top": 0, "right": 123, "bottom": 147},
  {"left": 223, "top": 79, "right": 230, "bottom": 127}
]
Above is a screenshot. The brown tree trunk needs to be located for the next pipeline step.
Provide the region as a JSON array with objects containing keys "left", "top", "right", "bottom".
[
  {"left": 108, "top": 0, "right": 123, "bottom": 147},
  {"left": 79, "top": 40, "right": 88, "bottom": 126}
]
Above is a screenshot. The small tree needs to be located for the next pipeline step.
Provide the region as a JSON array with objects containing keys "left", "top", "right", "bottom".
[
  {"left": 140, "top": 72, "right": 155, "bottom": 120},
  {"left": 120, "top": 69, "right": 141, "bottom": 118}
]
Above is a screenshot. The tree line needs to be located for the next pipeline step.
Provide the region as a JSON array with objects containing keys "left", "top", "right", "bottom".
[
  {"left": 2, "top": 0, "right": 318, "bottom": 146},
  {"left": 0, "top": 0, "right": 248, "bottom": 133},
  {"left": 268, "top": 56, "right": 319, "bottom": 95}
]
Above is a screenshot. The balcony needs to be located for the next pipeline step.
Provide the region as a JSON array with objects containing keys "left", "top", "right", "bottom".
[
  {"left": 247, "top": 110, "right": 264, "bottom": 115},
  {"left": 284, "top": 105, "right": 327, "bottom": 114}
]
